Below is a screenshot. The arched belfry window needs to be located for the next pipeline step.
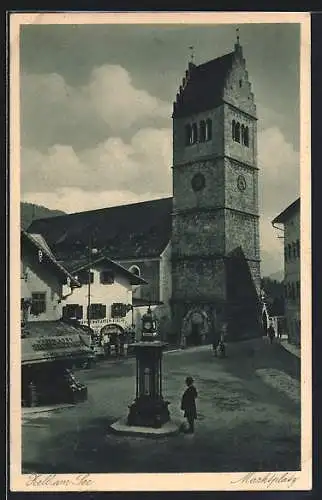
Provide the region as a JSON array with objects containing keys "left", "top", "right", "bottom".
[
  {"left": 199, "top": 120, "right": 206, "bottom": 142},
  {"left": 191, "top": 123, "right": 198, "bottom": 144},
  {"left": 244, "top": 126, "right": 249, "bottom": 147},
  {"left": 185, "top": 124, "right": 192, "bottom": 146},
  {"left": 232, "top": 120, "right": 236, "bottom": 141},
  {"left": 206, "top": 119, "right": 212, "bottom": 141},
  {"left": 241, "top": 124, "right": 245, "bottom": 144},
  {"left": 235, "top": 122, "right": 240, "bottom": 143}
]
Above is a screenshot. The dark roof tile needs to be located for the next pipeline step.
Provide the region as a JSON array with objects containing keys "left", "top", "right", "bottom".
[
  {"left": 272, "top": 198, "right": 300, "bottom": 224},
  {"left": 173, "top": 52, "right": 235, "bottom": 118},
  {"left": 28, "top": 197, "right": 173, "bottom": 260}
]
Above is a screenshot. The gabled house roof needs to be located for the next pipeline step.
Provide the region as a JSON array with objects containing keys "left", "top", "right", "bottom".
[
  {"left": 21, "top": 230, "right": 80, "bottom": 287},
  {"left": 61, "top": 254, "right": 147, "bottom": 286},
  {"left": 272, "top": 198, "right": 300, "bottom": 225},
  {"left": 27, "top": 197, "right": 173, "bottom": 260}
]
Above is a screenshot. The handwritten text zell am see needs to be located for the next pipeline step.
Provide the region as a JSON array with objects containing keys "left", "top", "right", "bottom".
[{"left": 26, "top": 474, "right": 93, "bottom": 488}]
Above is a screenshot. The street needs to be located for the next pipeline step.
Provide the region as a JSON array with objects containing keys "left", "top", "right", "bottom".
[{"left": 22, "top": 338, "right": 300, "bottom": 474}]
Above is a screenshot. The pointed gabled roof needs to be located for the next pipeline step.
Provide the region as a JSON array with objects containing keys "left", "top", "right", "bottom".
[
  {"left": 21, "top": 230, "right": 80, "bottom": 287},
  {"left": 272, "top": 198, "right": 300, "bottom": 225},
  {"left": 173, "top": 51, "right": 235, "bottom": 118}
]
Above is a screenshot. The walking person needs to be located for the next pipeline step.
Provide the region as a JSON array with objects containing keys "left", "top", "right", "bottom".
[
  {"left": 181, "top": 376, "right": 198, "bottom": 434},
  {"left": 218, "top": 337, "right": 226, "bottom": 358},
  {"left": 212, "top": 340, "right": 218, "bottom": 357},
  {"left": 268, "top": 322, "right": 275, "bottom": 344},
  {"left": 217, "top": 322, "right": 227, "bottom": 357},
  {"left": 277, "top": 323, "right": 283, "bottom": 342},
  {"left": 102, "top": 332, "right": 111, "bottom": 358}
]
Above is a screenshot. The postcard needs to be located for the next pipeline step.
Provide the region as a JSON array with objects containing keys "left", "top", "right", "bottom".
[{"left": 9, "top": 11, "right": 311, "bottom": 492}]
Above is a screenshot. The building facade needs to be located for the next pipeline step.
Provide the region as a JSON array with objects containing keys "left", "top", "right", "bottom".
[
  {"left": 61, "top": 255, "right": 147, "bottom": 339},
  {"left": 21, "top": 231, "right": 80, "bottom": 325},
  {"left": 21, "top": 230, "right": 93, "bottom": 407},
  {"left": 272, "top": 198, "right": 300, "bottom": 345},
  {"left": 28, "top": 197, "right": 174, "bottom": 341},
  {"left": 171, "top": 38, "right": 261, "bottom": 344}
]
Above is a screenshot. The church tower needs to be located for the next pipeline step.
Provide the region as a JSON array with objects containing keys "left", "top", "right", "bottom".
[{"left": 171, "top": 35, "right": 261, "bottom": 345}]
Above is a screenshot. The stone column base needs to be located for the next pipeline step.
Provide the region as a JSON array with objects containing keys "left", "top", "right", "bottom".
[{"left": 127, "top": 396, "right": 170, "bottom": 428}]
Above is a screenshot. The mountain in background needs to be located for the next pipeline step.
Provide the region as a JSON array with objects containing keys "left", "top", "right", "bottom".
[{"left": 21, "top": 202, "right": 66, "bottom": 230}]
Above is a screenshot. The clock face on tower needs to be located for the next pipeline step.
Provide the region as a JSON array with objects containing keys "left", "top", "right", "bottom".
[
  {"left": 237, "top": 174, "right": 246, "bottom": 192},
  {"left": 191, "top": 173, "right": 206, "bottom": 192}
]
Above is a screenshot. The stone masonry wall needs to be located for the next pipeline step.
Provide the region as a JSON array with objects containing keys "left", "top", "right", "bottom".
[
  {"left": 223, "top": 51, "right": 257, "bottom": 117},
  {"left": 173, "top": 106, "right": 224, "bottom": 166},
  {"left": 172, "top": 210, "right": 225, "bottom": 257},
  {"left": 172, "top": 158, "right": 225, "bottom": 212},
  {"left": 224, "top": 211, "right": 260, "bottom": 261},
  {"left": 171, "top": 258, "right": 226, "bottom": 301},
  {"left": 224, "top": 158, "right": 258, "bottom": 214},
  {"left": 171, "top": 47, "right": 260, "bottom": 343}
]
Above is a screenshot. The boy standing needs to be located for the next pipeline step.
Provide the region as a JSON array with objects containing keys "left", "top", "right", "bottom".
[{"left": 181, "top": 376, "right": 198, "bottom": 434}]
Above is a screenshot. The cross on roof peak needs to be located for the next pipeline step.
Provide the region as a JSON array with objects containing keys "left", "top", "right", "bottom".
[
  {"left": 189, "top": 45, "right": 195, "bottom": 63},
  {"left": 236, "top": 27, "right": 240, "bottom": 45}
]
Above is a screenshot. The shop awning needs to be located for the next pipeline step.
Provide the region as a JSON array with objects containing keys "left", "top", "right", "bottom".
[{"left": 22, "top": 321, "right": 94, "bottom": 365}]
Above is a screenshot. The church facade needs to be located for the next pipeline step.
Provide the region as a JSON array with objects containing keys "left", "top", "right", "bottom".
[
  {"left": 28, "top": 38, "right": 261, "bottom": 345},
  {"left": 171, "top": 38, "right": 261, "bottom": 344}
]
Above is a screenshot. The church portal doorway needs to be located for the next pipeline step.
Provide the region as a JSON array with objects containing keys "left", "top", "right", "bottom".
[
  {"left": 187, "top": 323, "right": 202, "bottom": 346},
  {"left": 181, "top": 309, "right": 210, "bottom": 347}
]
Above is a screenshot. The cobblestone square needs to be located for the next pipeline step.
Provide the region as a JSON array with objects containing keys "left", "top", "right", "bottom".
[{"left": 22, "top": 339, "right": 300, "bottom": 474}]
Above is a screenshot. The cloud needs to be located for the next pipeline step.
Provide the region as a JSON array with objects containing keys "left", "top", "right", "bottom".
[
  {"left": 21, "top": 72, "right": 99, "bottom": 150},
  {"left": 259, "top": 218, "right": 284, "bottom": 277},
  {"left": 86, "top": 65, "right": 171, "bottom": 129},
  {"left": 257, "top": 125, "right": 299, "bottom": 276},
  {"left": 21, "top": 127, "right": 172, "bottom": 196},
  {"left": 21, "top": 66, "right": 171, "bottom": 150},
  {"left": 20, "top": 66, "right": 299, "bottom": 277},
  {"left": 258, "top": 126, "right": 299, "bottom": 217}
]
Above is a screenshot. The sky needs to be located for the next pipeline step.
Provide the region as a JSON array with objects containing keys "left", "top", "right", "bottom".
[{"left": 19, "top": 21, "right": 301, "bottom": 276}]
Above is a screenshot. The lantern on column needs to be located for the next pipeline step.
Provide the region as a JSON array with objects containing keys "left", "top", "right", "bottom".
[{"left": 141, "top": 306, "right": 158, "bottom": 341}]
